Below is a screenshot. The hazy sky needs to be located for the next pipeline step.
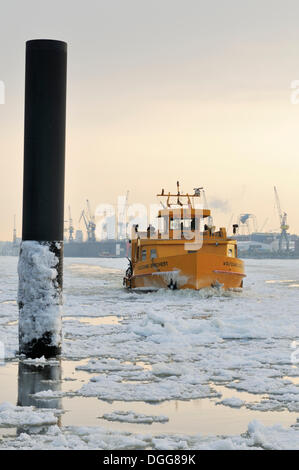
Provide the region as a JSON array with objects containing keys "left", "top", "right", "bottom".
[{"left": 1, "top": 0, "right": 299, "bottom": 240}]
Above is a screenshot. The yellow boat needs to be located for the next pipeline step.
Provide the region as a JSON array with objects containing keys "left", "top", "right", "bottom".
[{"left": 123, "top": 183, "right": 245, "bottom": 291}]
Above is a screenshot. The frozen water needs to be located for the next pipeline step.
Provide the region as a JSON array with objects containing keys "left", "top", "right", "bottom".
[
  {"left": 0, "top": 402, "right": 59, "bottom": 427},
  {"left": 0, "top": 419, "right": 299, "bottom": 450},
  {"left": 0, "top": 256, "right": 299, "bottom": 449}
]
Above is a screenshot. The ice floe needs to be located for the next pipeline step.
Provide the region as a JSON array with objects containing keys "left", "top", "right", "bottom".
[
  {"left": 1, "top": 419, "right": 299, "bottom": 450},
  {"left": 217, "top": 397, "right": 244, "bottom": 408},
  {"left": 101, "top": 410, "right": 169, "bottom": 424},
  {"left": 0, "top": 402, "right": 58, "bottom": 427}
]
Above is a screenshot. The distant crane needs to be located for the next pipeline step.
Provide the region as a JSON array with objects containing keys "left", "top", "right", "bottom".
[
  {"left": 79, "top": 209, "right": 90, "bottom": 241},
  {"left": 86, "top": 199, "right": 96, "bottom": 242},
  {"left": 68, "top": 206, "right": 74, "bottom": 242},
  {"left": 79, "top": 200, "right": 96, "bottom": 242},
  {"left": 274, "top": 186, "right": 289, "bottom": 251}
]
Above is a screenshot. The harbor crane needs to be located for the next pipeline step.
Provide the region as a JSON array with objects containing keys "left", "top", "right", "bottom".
[
  {"left": 79, "top": 200, "right": 96, "bottom": 242},
  {"left": 274, "top": 186, "right": 289, "bottom": 252},
  {"left": 86, "top": 199, "right": 96, "bottom": 242},
  {"left": 79, "top": 209, "right": 90, "bottom": 241}
]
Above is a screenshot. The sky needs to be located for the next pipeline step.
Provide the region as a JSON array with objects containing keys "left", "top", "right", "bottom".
[{"left": 0, "top": 0, "right": 299, "bottom": 240}]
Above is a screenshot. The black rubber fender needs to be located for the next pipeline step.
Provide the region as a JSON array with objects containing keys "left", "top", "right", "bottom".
[{"left": 168, "top": 279, "right": 177, "bottom": 290}]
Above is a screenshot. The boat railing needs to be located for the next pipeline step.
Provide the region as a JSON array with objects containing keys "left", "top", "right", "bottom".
[{"left": 133, "top": 227, "right": 227, "bottom": 241}]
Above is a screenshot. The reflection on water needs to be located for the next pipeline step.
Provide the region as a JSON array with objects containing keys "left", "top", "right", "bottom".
[
  {"left": 64, "top": 316, "right": 122, "bottom": 325},
  {"left": 265, "top": 279, "right": 299, "bottom": 288},
  {"left": 18, "top": 361, "right": 62, "bottom": 408},
  {"left": 283, "top": 376, "right": 299, "bottom": 385},
  {"left": 0, "top": 359, "right": 297, "bottom": 438},
  {"left": 66, "top": 263, "right": 122, "bottom": 278},
  {"left": 17, "top": 361, "right": 62, "bottom": 434}
]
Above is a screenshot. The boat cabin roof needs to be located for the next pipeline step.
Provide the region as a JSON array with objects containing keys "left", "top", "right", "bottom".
[{"left": 158, "top": 208, "right": 211, "bottom": 219}]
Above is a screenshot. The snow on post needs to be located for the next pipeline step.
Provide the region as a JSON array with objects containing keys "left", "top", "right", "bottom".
[
  {"left": 18, "top": 40, "right": 67, "bottom": 358},
  {"left": 18, "top": 241, "right": 62, "bottom": 357}
]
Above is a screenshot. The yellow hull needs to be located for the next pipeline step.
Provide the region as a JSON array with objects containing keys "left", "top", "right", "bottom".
[{"left": 125, "top": 252, "right": 245, "bottom": 291}]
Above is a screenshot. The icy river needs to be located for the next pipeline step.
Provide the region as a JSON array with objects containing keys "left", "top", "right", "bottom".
[{"left": 0, "top": 256, "right": 299, "bottom": 449}]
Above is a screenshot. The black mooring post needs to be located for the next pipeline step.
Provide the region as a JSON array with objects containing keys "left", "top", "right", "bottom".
[{"left": 18, "top": 39, "right": 67, "bottom": 358}]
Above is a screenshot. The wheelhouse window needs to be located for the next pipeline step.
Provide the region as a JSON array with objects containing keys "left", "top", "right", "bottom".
[
  {"left": 150, "top": 249, "right": 157, "bottom": 259},
  {"left": 227, "top": 245, "right": 235, "bottom": 257},
  {"left": 141, "top": 249, "right": 147, "bottom": 261}
]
